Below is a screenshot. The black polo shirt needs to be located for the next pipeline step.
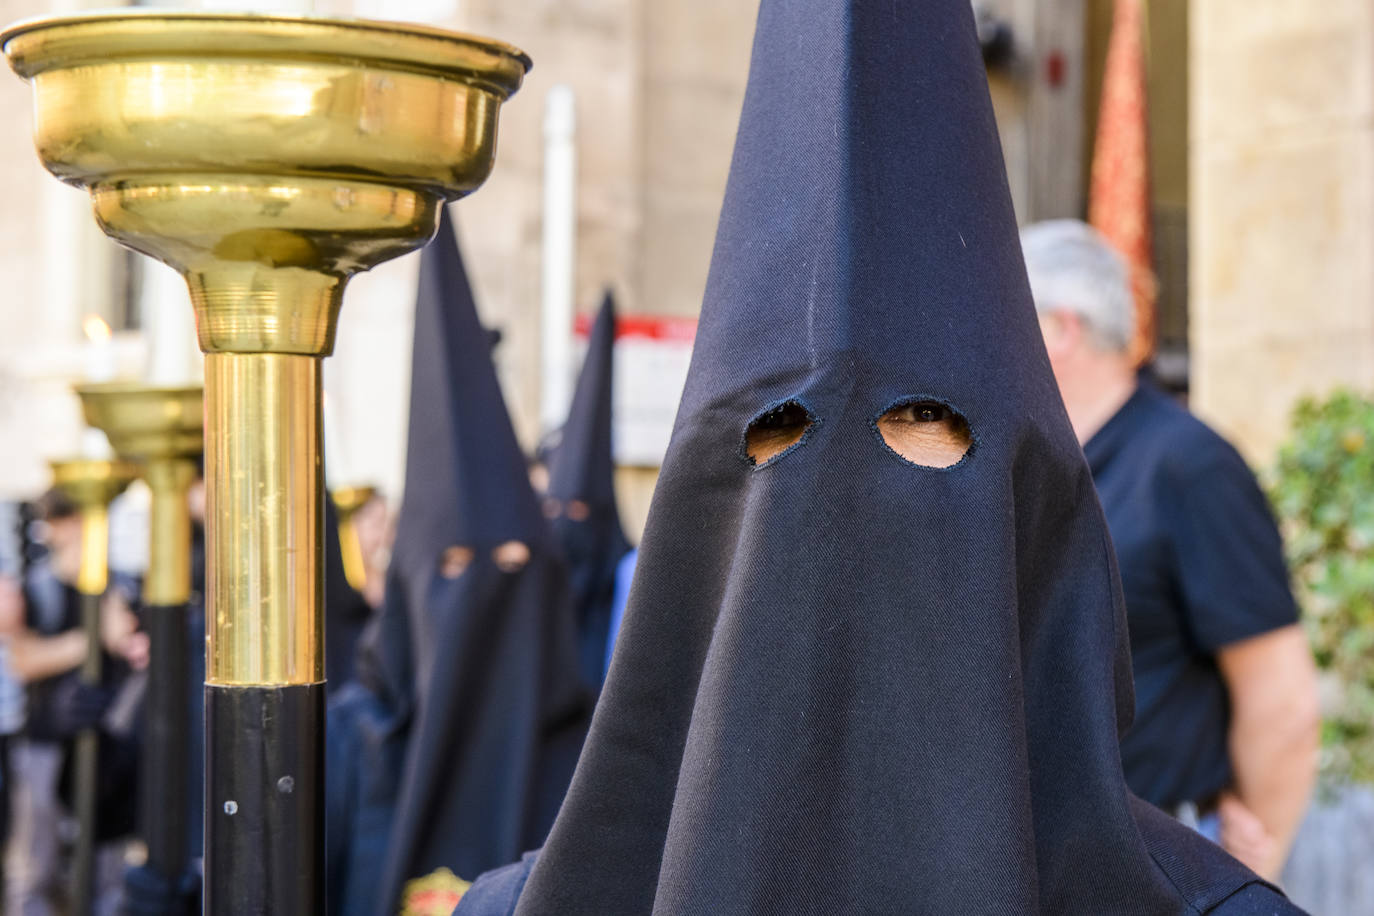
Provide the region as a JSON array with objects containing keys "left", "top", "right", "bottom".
[{"left": 1084, "top": 382, "right": 1299, "bottom": 809}]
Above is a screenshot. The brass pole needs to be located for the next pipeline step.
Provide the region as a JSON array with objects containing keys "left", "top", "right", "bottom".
[
  {"left": 143, "top": 459, "right": 195, "bottom": 607},
  {"left": 139, "top": 458, "right": 196, "bottom": 884},
  {"left": 204, "top": 354, "right": 321, "bottom": 687},
  {"left": 202, "top": 351, "right": 324, "bottom": 910},
  {"left": 49, "top": 458, "right": 137, "bottom": 916},
  {"left": 77, "top": 382, "right": 204, "bottom": 900},
  {"left": 74, "top": 515, "right": 104, "bottom": 916},
  {"left": 4, "top": 13, "right": 530, "bottom": 912}
]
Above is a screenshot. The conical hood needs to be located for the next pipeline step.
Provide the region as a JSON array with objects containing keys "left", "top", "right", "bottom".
[
  {"left": 393, "top": 208, "right": 546, "bottom": 564},
  {"left": 545, "top": 290, "right": 631, "bottom": 686},
  {"left": 509, "top": 2, "right": 1276, "bottom": 914},
  {"left": 339, "top": 209, "right": 590, "bottom": 916},
  {"left": 547, "top": 291, "right": 623, "bottom": 525}
]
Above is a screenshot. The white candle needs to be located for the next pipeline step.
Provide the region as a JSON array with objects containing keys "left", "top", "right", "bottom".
[
  {"left": 82, "top": 314, "right": 116, "bottom": 383},
  {"left": 79, "top": 314, "right": 115, "bottom": 458}
]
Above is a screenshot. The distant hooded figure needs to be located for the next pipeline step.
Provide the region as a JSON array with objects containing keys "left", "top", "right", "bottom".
[
  {"left": 456, "top": 1, "right": 1302, "bottom": 914},
  {"left": 326, "top": 209, "right": 591, "bottom": 916},
  {"left": 544, "top": 291, "right": 633, "bottom": 687}
]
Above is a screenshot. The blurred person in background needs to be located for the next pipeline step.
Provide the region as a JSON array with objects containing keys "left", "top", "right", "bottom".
[
  {"left": 1021, "top": 219, "right": 1320, "bottom": 881},
  {"left": 3, "top": 488, "right": 148, "bottom": 915},
  {"left": 323, "top": 496, "right": 377, "bottom": 693},
  {"left": 0, "top": 574, "right": 28, "bottom": 888},
  {"left": 351, "top": 489, "right": 391, "bottom": 612}
]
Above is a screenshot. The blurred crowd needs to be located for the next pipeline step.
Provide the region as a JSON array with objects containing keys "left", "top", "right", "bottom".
[{"left": 0, "top": 476, "right": 392, "bottom": 914}]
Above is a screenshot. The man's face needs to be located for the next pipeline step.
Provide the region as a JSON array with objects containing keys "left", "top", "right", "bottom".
[
  {"left": 44, "top": 515, "right": 83, "bottom": 584},
  {"left": 1037, "top": 309, "right": 1080, "bottom": 389}
]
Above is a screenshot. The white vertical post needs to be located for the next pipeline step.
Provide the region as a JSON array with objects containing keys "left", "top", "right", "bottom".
[
  {"left": 321, "top": 391, "right": 352, "bottom": 490},
  {"left": 142, "top": 259, "right": 200, "bottom": 385},
  {"left": 541, "top": 84, "right": 577, "bottom": 433},
  {"left": 41, "top": 181, "right": 85, "bottom": 342},
  {"left": 79, "top": 315, "right": 115, "bottom": 460}
]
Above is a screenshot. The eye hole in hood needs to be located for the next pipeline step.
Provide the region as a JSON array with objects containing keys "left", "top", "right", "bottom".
[
  {"left": 874, "top": 399, "right": 974, "bottom": 469},
  {"left": 439, "top": 545, "right": 474, "bottom": 579},
  {"left": 744, "top": 400, "right": 816, "bottom": 468}
]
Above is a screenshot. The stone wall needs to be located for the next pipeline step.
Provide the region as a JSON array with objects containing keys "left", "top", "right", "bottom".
[
  {"left": 4, "top": 1, "right": 1362, "bottom": 523},
  {"left": 0, "top": 0, "right": 1095, "bottom": 533},
  {"left": 1190, "top": 0, "right": 1374, "bottom": 463}
]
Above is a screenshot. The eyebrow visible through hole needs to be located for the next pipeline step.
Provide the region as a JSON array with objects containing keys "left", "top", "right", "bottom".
[
  {"left": 745, "top": 400, "right": 814, "bottom": 467},
  {"left": 874, "top": 399, "right": 973, "bottom": 469}
]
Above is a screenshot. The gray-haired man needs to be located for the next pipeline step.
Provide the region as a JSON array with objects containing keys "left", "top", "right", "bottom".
[{"left": 1021, "top": 219, "right": 1319, "bottom": 881}]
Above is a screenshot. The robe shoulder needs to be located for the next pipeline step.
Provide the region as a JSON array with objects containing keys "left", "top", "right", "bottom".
[
  {"left": 1206, "top": 884, "right": 1308, "bottom": 915},
  {"left": 452, "top": 851, "right": 539, "bottom": 916}
]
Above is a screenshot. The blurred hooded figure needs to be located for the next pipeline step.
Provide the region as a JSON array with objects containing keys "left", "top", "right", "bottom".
[
  {"left": 455, "top": 1, "right": 1303, "bottom": 913},
  {"left": 323, "top": 495, "right": 375, "bottom": 693},
  {"left": 543, "top": 291, "right": 633, "bottom": 687},
  {"left": 326, "top": 210, "right": 592, "bottom": 916}
]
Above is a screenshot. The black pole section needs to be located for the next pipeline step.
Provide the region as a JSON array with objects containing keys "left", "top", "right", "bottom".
[
  {"left": 139, "top": 604, "right": 190, "bottom": 884},
  {"left": 204, "top": 683, "right": 324, "bottom": 914},
  {"left": 73, "top": 588, "right": 102, "bottom": 916}
]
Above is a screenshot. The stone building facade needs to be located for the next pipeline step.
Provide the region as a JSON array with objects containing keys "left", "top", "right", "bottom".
[{"left": 0, "top": 0, "right": 1369, "bottom": 537}]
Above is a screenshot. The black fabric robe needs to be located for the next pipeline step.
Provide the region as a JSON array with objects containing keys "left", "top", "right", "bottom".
[
  {"left": 459, "top": 1, "right": 1303, "bottom": 913},
  {"left": 545, "top": 291, "right": 632, "bottom": 687},
  {"left": 326, "top": 209, "right": 591, "bottom": 916}
]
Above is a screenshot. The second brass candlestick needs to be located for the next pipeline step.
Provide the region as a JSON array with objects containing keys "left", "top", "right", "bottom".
[{"left": 78, "top": 383, "right": 203, "bottom": 904}]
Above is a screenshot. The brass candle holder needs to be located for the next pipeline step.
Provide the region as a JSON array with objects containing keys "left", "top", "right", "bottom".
[
  {"left": 4, "top": 12, "right": 530, "bottom": 912},
  {"left": 77, "top": 385, "right": 202, "bottom": 603},
  {"left": 77, "top": 383, "right": 202, "bottom": 897},
  {"left": 48, "top": 457, "right": 138, "bottom": 916},
  {"left": 330, "top": 484, "right": 376, "bottom": 593}
]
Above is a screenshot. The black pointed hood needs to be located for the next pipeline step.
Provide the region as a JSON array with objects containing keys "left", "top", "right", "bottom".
[
  {"left": 545, "top": 290, "right": 632, "bottom": 686},
  {"left": 509, "top": 2, "right": 1276, "bottom": 914},
  {"left": 343, "top": 209, "right": 591, "bottom": 916},
  {"left": 393, "top": 209, "right": 548, "bottom": 561}
]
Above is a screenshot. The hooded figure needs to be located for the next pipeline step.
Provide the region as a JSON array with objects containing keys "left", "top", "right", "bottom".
[
  {"left": 457, "top": 1, "right": 1300, "bottom": 914},
  {"left": 325, "top": 210, "right": 591, "bottom": 916},
  {"left": 544, "top": 291, "right": 633, "bottom": 687}
]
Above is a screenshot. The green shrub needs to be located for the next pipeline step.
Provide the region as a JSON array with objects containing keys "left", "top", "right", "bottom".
[{"left": 1269, "top": 389, "right": 1374, "bottom": 784}]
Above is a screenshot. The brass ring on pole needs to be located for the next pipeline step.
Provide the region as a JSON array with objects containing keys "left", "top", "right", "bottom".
[{"left": 204, "top": 352, "right": 323, "bottom": 687}]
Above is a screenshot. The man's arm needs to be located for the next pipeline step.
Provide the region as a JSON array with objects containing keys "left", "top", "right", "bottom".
[
  {"left": 7, "top": 593, "right": 150, "bottom": 683},
  {"left": 6, "top": 628, "right": 87, "bottom": 682},
  {"left": 1216, "top": 624, "right": 1320, "bottom": 880}
]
